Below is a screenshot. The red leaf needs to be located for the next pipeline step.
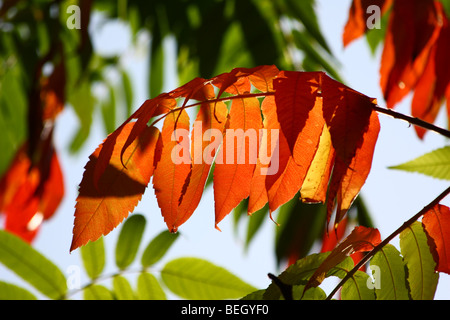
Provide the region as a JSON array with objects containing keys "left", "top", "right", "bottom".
[
  {"left": 412, "top": 16, "right": 450, "bottom": 138},
  {"left": 422, "top": 204, "right": 450, "bottom": 274},
  {"left": 71, "top": 122, "right": 160, "bottom": 251},
  {"left": 322, "top": 75, "right": 380, "bottom": 226},
  {"left": 0, "top": 144, "right": 64, "bottom": 242},
  {"left": 343, "top": 0, "right": 393, "bottom": 47},
  {"left": 380, "top": 0, "right": 444, "bottom": 109}
]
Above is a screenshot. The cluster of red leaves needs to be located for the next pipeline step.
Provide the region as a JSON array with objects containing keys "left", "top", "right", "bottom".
[
  {"left": 344, "top": 0, "right": 450, "bottom": 138},
  {"left": 70, "top": 65, "right": 380, "bottom": 251},
  {"left": 0, "top": 58, "right": 66, "bottom": 242}
]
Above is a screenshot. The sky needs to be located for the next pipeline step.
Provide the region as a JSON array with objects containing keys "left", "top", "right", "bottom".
[{"left": 2, "top": 0, "right": 449, "bottom": 300}]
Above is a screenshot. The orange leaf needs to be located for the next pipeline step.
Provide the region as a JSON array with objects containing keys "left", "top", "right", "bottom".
[
  {"left": 305, "top": 226, "right": 381, "bottom": 291},
  {"left": 248, "top": 96, "right": 278, "bottom": 214},
  {"left": 422, "top": 204, "right": 450, "bottom": 274},
  {"left": 263, "top": 72, "right": 325, "bottom": 214},
  {"left": 177, "top": 85, "right": 228, "bottom": 228},
  {"left": 94, "top": 97, "right": 174, "bottom": 187},
  {"left": 71, "top": 122, "right": 160, "bottom": 251},
  {"left": 152, "top": 109, "right": 191, "bottom": 233},
  {"left": 213, "top": 77, "right": 263, "bottom": 229}
]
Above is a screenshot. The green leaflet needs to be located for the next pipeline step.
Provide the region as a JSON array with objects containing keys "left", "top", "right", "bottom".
[
  {"left": 161, "top": 257, "right": 256, "bottom": 300},
  {"left": 136, "top": 272, "right": 167, "bottom": 300},
  {"left": 141, "top": 230, "right": 180, "bottom": 267},
  {"left": 400, "top": 221, "right": 439, "bottom": 300},
  {"left": 341, "top": 271, "right": 375, "bottom": 300},
  {"left": 0, "top": 230, "right": 67, "bottom": 299},
  {"left": 115, "top": 214, "right": 146, "bottom": 270},
  {"left": 80, "top": 237, "right": 105, "bottom": 280},
  {"left": 389, "top": 146, "right": 450, "bottom": 180},
  {"left": 370, "top": 244, "right": 409, "bottom": 300},
  {"left": 83, "top": 284, "right": 114, "bottom": 300},
  {"left": 0, "top": 281, "right": 36, "bottom": 300},
  {"left": 112, "top": 275, "right": 135, "bottom": 300}
]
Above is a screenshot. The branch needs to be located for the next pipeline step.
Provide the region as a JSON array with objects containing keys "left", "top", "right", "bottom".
[
  {"left": 372, "top": 105, "right": 450, "bottom": 139},
  {"left": 326, "top": 185, "right": 450, "bottom": 300}
]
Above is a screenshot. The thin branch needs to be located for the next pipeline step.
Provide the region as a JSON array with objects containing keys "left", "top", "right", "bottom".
[
  {"left": 326, "top": 185, "right": 450, "bottom": 300},
  {"left": 372, "top": 105, "right": 450, "bottom": 139}
]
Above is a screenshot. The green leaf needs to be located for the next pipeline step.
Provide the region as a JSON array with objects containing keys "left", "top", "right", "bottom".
[
  {"left": 370, "top": 244, "right": 409, "bottom": 300},
  {"left": 240, "top": 289, "right": 265, "bottom": 300},
  {"left": 83, "top": 284, "right": 114, "bottom": 300},
  {"left": 115, "top": 214, "right": 146, "bottom": 270},
  {"left": 149, "top": 35, "right": 165, "bottom": 99},
  {"left": 0, "top": 281, "right": 36, "bottom": 300},
  {"left": 100, "top": 84, "right": 117, "bottom": 135},
  {"left": 121, "top": 69, "right": 133, "bottom": 118},
  {"left": 161, "top": 257, "right": 256, "bottom": 300},
  {"left": 68, "top": 80, "right": 95, "bottom": 153},
  {"left": 0, "top": 230, "right": 67, "bottom": 299},
  {"left": 341, "top": 271, "right": 375, "bottom": 300},
  {"left": 293, "top": 285, "right": 326, "bottom": 300},
  {"left": 275, "top": 197, "right": 326, "bottom": 266},
  {"left": 245, "top": 204, "right": 268, "bottom": 249},
  {"left": 437, "top": 0, "right": 450, "bottom": 18},
  {"left": 263, "top": 252, "right": 350, "bottom": 299},
  {"left": 136, "top": 272, "right": 167, "bottom": 300},
  {"left": 141, "top": 230, "right": 179, "bottom": 268},
  {"left": 113, "top": 275, "right": 135, "bottom": 300},
  {"left": 400, "top": 221, "right": 439, "bottom": 300},
  {"left": 80, "top": 237, "right": 105, "bottom": 280},
  {"left": 389, "top": 146, "right": 450, "bottom": 180}
]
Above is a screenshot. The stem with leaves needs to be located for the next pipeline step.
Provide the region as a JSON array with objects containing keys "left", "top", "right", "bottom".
[{"left": 326, "top": 185, "right": 450, "bottom": 300}]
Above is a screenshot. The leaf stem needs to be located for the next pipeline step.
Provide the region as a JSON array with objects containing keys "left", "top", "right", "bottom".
[
  {"left": 326, "top": 185, "right": 450, "bottom": 300},
  {"left": 372, "top": 105, "right": 450, "bottom": 139}
]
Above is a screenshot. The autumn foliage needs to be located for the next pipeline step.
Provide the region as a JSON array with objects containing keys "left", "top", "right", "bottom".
[
  {"left": 344, "top": 0, "right": 450, "bottom": 139},
  {"left": 69, "top": 65, "right": 381, "bottom": 251}
]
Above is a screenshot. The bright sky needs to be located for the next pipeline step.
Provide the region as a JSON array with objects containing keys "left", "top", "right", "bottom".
[{"left": 2, "top": 0, "right": 449, "bottom": 300}]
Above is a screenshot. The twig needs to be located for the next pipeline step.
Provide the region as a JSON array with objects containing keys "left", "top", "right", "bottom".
[
  {"left": 326, "top": 185, "right": 450, "bottom": 300},
  {"left": 372, "top": 105, "right": 450, "bottom": 139}
]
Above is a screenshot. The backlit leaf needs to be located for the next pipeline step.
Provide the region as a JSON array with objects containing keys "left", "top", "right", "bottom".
[
  {"left": 115, "top": 214, "right": 146, "bottom": 270},
  {"left": 83, "top": 284, "right": 114, "bottom": 300},
  {"left": 0, "top": 281, "right": 36, "bottom": 300},
  {"left": 136, "top": 272, "right": 166, "bottom": 300},
  {"left": 370, "top": 244, "right": 409, "bottom": 300},
  {"left": 80, "top": 237, "right": 105, "bottom": 280},
  {"left": 71, "top": 122, "right": 160, "bottom": 251},
  {"left": 161, "top": 257, "right": 256, "bottom": 299},
  {"left": 400, "top": 221, "right": 439, "bottom": 300},
  {"left": 0, "top": 230, "right": 67, "bottom": 299},
  {"left": 422, "top": 204, "right": 450, "bottom": 274},
  {"left": 341, "top": 270, "right": 375, "bottom": 300},
  {"left": 112, "top": 275, "right": 135, "bottom": 300},
  {"left": 141, "top": 230, "right": 180, "bottom": 267},
  {"left": 389, "top": 146, "right": 450, "bottom": 180}
]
